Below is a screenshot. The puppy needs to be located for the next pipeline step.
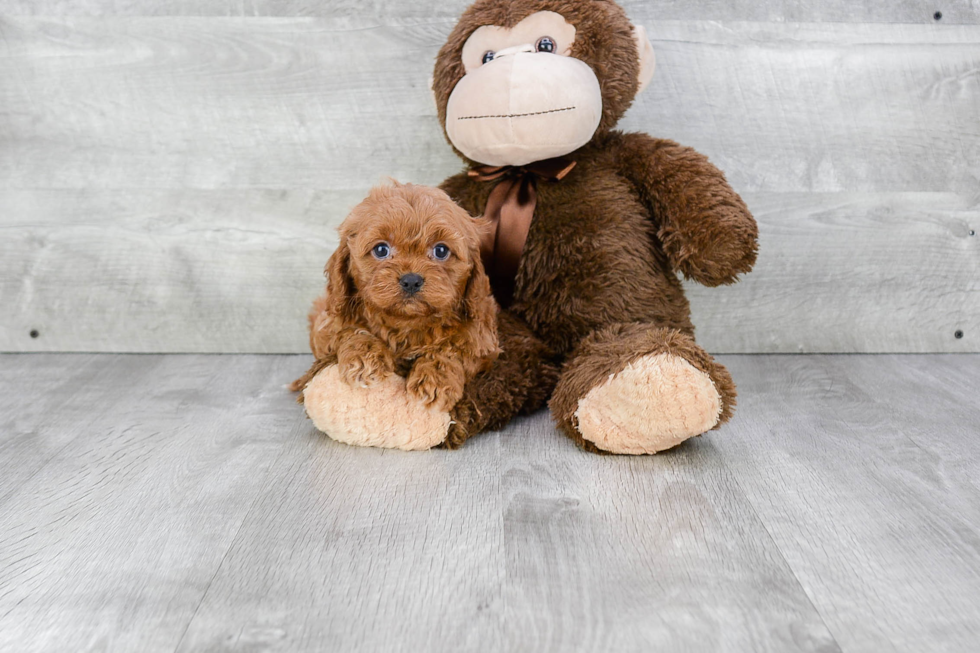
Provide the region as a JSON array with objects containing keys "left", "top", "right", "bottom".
[{"left": 291, "top": 182, "right": 500, "bottom": 412}]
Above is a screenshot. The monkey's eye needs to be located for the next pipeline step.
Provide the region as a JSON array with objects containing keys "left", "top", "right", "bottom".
[
  {"left": 371, "top": 242, "right": 391, "bottom": 260},
  {"left": 535, "top": 37, "right": 556, "bottom": 53},
  {"left": 432, "top": 243, "right": 451, "bottom": 261},
  {"left": 481, "top": 51, "right": 495, "bottom": 65}
]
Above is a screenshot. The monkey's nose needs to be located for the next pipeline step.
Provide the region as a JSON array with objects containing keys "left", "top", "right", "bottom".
[{"left": 399, "top": 273, "right": 425, "bottom": 296}]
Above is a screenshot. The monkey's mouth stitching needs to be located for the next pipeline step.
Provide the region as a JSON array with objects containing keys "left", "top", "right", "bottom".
[{"left": 457, "top": 106, "right": 576, "bottom": 121}]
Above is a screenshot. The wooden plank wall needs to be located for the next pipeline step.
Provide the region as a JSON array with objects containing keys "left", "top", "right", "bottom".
[{"left": 1, "top": 1, "right": 978, "bottom": 353}]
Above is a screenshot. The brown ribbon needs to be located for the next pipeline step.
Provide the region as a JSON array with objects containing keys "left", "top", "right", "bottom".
[{"left": 468, "top": 157, "right": 576, "bottom": 306}]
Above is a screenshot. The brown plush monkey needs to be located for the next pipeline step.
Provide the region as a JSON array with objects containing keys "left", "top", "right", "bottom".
[{"left": 300, "top": 0, "right": 758, "bottom": 454}]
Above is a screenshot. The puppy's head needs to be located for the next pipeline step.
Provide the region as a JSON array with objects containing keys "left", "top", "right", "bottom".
[{"left": 326, "top": 182, "right": 491, "bottom": 322}]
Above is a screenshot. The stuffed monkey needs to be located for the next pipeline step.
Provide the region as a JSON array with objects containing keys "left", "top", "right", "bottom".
[{"left": 300, "top": 0, "right": 758, "bottom": 454}]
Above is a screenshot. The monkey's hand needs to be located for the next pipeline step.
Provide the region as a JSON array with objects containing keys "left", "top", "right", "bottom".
[
  {"left": 616, "top": 132, "right": 759, "bottom": 287},
  {"left": 337, "top": 333, "right": 395, "bottom": 387}
]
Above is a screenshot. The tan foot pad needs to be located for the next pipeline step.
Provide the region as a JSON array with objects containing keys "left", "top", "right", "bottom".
[
  {"left": 574, "top": 353, "right": 722, "bottom": 454},
  {"left": 302, "top": 365, "right": 451, "bottom": 451}
]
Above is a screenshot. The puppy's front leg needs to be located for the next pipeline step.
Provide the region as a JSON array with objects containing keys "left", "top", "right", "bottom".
[
  {"left": 337, "top": 331, "right": 395, "bottom": 387},
  {"left": 406, "top": 350, "right": 465, "bottom": 412}
]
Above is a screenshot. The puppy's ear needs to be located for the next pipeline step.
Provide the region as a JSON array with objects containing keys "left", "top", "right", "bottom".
[
  {"left": 324, "top": 237, "right": 356, "bottom": 320},
  {"left": 461, "top": 252, "right": 499, "bottom": 358}
]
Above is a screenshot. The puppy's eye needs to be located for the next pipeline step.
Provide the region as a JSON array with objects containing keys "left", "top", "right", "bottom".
[
  {"left": 432, "top": 243, "right": 451, "bottom": 261},
  {"left": 372, "top": 242, "right": 391, "bottom": 259},
  {"left": 535, "top": 37, "right": 556, "bottom": 53},
  {"left": 481, "top": 51, "right": 495, "bottom": 65}
]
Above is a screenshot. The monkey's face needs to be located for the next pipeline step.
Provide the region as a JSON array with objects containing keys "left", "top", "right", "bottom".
[
  {"left": 446, "top": 11, "right": 601, "bottom": 167},
  {"left": 434, "top": 2, "right": 656, "bottom": 167}
]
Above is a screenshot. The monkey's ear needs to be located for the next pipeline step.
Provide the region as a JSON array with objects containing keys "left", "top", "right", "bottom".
[{"left": 633, "top": 25, "right": 656, "bottom": 94}]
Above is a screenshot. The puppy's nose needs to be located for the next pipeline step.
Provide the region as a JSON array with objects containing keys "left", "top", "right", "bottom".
[{"left": 399, "top": 273, "right": 425, "bottom": 296}]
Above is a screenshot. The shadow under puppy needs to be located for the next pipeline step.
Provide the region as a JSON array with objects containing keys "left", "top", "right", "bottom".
[{"left": 292, "top": 182, "right": 500, "bottom": 447}]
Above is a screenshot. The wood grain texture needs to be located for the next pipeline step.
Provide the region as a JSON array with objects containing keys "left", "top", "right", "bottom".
[
  {"left": 174, "top": 407, "right": 507, "bottom": 653},
  {"left": 834, "top": 354, "right": 980, "bottom": 481},
  {"left": 1, "top": 16, "right": 978, "bottom": 353},
  {"left": 2, "top": 191, "right": 976, "bottom": 353},
  {"left": 178, "top": 417, "right": 840, "bottom": 653},
  {"left": 2, "top": 0, "right": 979, "bottom": 24},
  {"left": 716, "top": 354, "right": 980, "bottom": 653},
  {"left": 2, "top": 353, "right": 980, "bottom": 651},
  {"left": 688, "top": 192, "right": 980, "bottom": 353},
  {"left": 0, "top": 353, "right": 127, "bottom": 504},
  {"left": 2, "top": 18, "right": 977, "bottom": 192},
  {"left": 0, "top": 189, "right": 347, "bottom": 353},
  {"left": 495, "top": 415, "right": 839, "bottom": 653},
  {"left": 0, "top": 353, "right": 304, "bottom": 652}
]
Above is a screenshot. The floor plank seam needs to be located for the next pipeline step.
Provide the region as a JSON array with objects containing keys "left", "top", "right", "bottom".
[
  {"left": 169, "top": 432, "right": 295, "bottom": 653},
  {"left": 171, "top": 521, "right": 246, "bottom": 653},
  {"left": 717, "top": 449, "right": 847, "bottom": 652},
  {"left": 0, "top": 356, "right": 127, "bottom": 510},
  {"left": 492, "top": 431, "right": 510, "bottom": 648}
]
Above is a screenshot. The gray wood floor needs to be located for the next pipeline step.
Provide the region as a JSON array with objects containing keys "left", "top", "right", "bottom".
[{"left": 1, "top": 353, "right": 979, "bottom": 652}]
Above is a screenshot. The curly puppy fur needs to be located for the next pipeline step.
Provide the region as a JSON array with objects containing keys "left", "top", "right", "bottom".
[
  {"left": 430, "top": 0, "right": 759, "bottom": 451},
  {"left": 291, "top": 183, "right": 500, "bottom": 412}
]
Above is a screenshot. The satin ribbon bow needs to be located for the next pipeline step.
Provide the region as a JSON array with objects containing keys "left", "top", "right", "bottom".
[{"left": 468, "top": 156, "right": 576, "bottom": 306}]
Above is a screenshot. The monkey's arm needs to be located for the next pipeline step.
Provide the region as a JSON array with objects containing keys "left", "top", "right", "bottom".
[{"left": 615, "top": 132, "right": 758, "bottom": 287}]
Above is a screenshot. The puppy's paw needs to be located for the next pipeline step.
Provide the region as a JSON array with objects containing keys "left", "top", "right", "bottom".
[
  {"left": 338, "top": 343, "right": 395, "bottom": 387},
  {"left": 406, "top": 363, "right": 464, "bottom": 412}
]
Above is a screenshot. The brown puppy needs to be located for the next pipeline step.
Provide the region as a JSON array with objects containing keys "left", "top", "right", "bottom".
[{"left": 292, "top": 182, "right": 499, "bottom": 412}]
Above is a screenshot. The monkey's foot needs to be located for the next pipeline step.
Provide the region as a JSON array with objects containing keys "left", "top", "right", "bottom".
[
  {"left": 550, "top": 324, "right": 736, "bottom": 455},
  {"left": 573, "top": 352, "right": 722, "bottom": 454},
  {"left": 301, "top": 365, "right": 451, "bottom": 451}
]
